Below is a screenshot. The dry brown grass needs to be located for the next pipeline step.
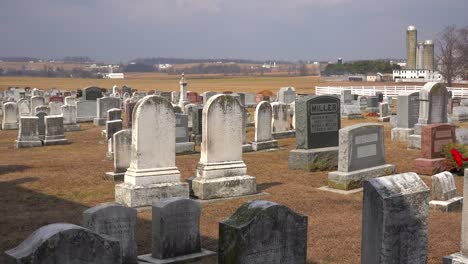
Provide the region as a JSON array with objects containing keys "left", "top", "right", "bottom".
[{"left": 0, "top": 114, "right": 464, "bottom": 263}]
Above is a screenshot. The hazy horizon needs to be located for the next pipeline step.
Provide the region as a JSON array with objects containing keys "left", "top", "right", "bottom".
[{"left": 1, "top": 0, "right": 467, "bottom": 63}]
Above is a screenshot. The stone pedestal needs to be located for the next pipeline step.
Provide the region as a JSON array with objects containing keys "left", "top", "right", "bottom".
[
  {"left": 444, "top": 253, "right": 468, "bottom": 263},
  {"left": 115, "top": 182, "right": 189, "bottom": 208},
  {"left": 288, "top": 147, "right": 338, "bottom": 172},
  {"left": 242, "top": 144, "right": 253, "bottom": 153},
  {"left": 2, "top": 123, "right": 18, "bottom": 130},
  {"left": 328, "top": 164, "right": 396, "bottom": 191},
  {"left": 104, "top": 171, "right": 125, "bottom": 182},
  {"left": 63, "top": 123, "right": 80, "bottom": 132},
  {"left": 430, "top": 197, "right": 463, "bottom": 212},
  {"left": 272, "top": 130, "right": 295, "bottom": 139},
  {"left": 408, "top": 134, "right": 421, "bottom": 149},
  {"left": 413, "top": 158, "right": 446, "bottom": 175},
  {"left": 251, "top": 140, "right": 278, "bottom": 151},
  {"left": 43, "top": 136, "right": 68, "bottom": 146},
  {"left": 15, "top": 139, "right": 42, "bottom": 148},
  {"left": 175, "top": 142, "right": 195, "bottom": 154},
  {"left": 138, "top": 250, "right": 216, "bottom": 264},
  {"left": 93, "top": 117, "right": 106, "bottom": 126},
  {"left": 391, "top": 127, "right": 414, "bottom": 142}
]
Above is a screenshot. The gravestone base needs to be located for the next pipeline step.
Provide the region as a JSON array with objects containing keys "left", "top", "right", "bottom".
[
  {"left": 443, "top": 253, "right": 468, "bottom": 263},
  {"left": 104, "top": 171, "right": 125, "bottom": 182},
  {"left": 328, "top": 164, "right": 396, "bottom": 191},
  {"left": 63, "top": 123, "right": 80, "bottom": 132},
  {"left": 288, "top": 147, "right": 338, "bottom": 172},
  {"left": 366, "top": 107, "right": 379, "bottom": 113},
  {"left": 414, "top": 123, "right": 425, "bottom": 135},
  {"left": 15, "top": 139, "right": 42, "bottom": 148},
  {"left": 93, "top": 117, "right": 107, "bottom": 126},
  {"left": 408, "top": 134, "right": 422, "bottom": 149},
  {"left": 272, "top": 130, "right": 295, "bottom": 139},
  {"left": 378, "top": 116, "right": 391, "bottom": 122},
  {"left": 413, "top": 158, "right": 446, "bottom": 175},
  {"left": 175, "top": 142, "right": 195, "bottom": 154},
  {"left": 115, "top": 182, "right": 189, "bottom": 208},
  {"left": 2, "top": 123, "right": 18, "bottom": 130},
  {"left": 342, "top": 113, "right": 364, "bottom": 119},
  {"left": 429, "top": 197, "right": 463, "bottom": 212},
  {"left": 76, "top": 116, "right": 94, "bottom": 123},
  {"left": 191, "top": 175, "right": 256, "bottom": 200},
  {"left": 391, "top": 127, "right": 414, "bottom": 142},
  {"left": 251, "top": 140, "right": 278, "bottom": 151},
  {"left": 242, "top": 144, "right": 253, "bottom": 153},
  {"left": 138, "top": 249, "right": 216, "bottom": 264},
  {"left": 43, "top": 136, "right": 68, "bottom": 146}
]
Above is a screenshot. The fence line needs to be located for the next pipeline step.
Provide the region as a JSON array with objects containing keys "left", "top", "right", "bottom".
[{"left": 315, "top": 86, "right": 468, "bottom": 97}]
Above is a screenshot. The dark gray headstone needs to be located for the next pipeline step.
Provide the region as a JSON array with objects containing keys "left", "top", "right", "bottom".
[
  {"left": 219, "top": 200, "right": 307, "bottom": 264},
  {"left": 83, "top": 86, "right": 103, "bottom": 101},
  {"left": 397, "top": 92, "right": 420, "bottom": 128},
  {"left": 106, "top": 120, "right": 123, "bottom": 140},
  {"left": 152, "top": 198, "right": 202, "bottom": 259},
  {"left": 4, "top": 223, "right": 122, "bottom": 264},
  {"left": 362, "top": 173, "right": 429, "bottom": 264},
  {"left": 108, "top": 108, "right": 122, "bottom": 121},
  {"left": 368, "top": 96, "right": 379, "bottom": 107},
  {"left": 296, "top": 95, "right": 340, "bottom": 149},
  {"left": 192, "top": 108, "right": 203, "bottom": 136},
  {"left": 176, "top": 114, "right": 189, "bottom": 143},
  {"left": 83, "top": 203, "right": 137, "bottom": 264}
]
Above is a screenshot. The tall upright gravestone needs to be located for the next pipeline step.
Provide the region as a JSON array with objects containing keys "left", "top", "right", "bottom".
[
  {"left": 251, "top": 101, "right": 278, "bottom": 151},
  {"left": 76, "top": 86, "right": 102, "bottom": 122},
  {"left": 15, "top": 116, "right": 42, "bottom": 148},
  {"left": 327, "top": 123, "right": 395, "bottom": 191},
  {"left": 83, "top": 203, "right": 137, "bottom": 263},
  {"left": 94, "top": 97, "right": 121, "bottom": 126},
  {"left": 218, "top": 200, "right": 308, "bottom": 264},
  {"left": 2, "top": 102, "right": 19, "bottom": 130},
  {"left": 190, "top": 94, "right": 256, "bottom": 200},
  {"left": 391, "top": 92, "right": 419, "bottom": 142},
  {"left": 362, "top": 173, "right": 429, "bottom": 264},
  {"left": 138, "top": 198, "right": 215, "bottom": 263},
  {"left": 115, "top": 95, "right": 189, "bottom": 207},
  {"left": 105, "top": 129, "right": 132, "bottom": 181},
  {"left": 289, "top": 95, "right": 340, "bottom": 171}
]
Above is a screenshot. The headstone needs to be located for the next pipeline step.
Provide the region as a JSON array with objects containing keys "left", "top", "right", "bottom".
[
  {"left": 122, "top": 85, "right": 132, "bottom": 96},
  {"left": 36, "top": 112, "right": 47, "bottom": 140},
  {"left": 43, "top": 116, "right": 68, "bottom": 145},
  {"left": 366, "top": 96, "right": 379, "bottom": 113},
  {"left": 2, "top": 102, "right": 19, "bottom": 130},
  {"left": 30, "top": 96, "right": 45, "bottom": 115},
  {"left": 106, "top": 120, "right": 123, "bottom": 140},
  {"left": 83, "top": 203, "right": 137, "bottom": 263},
  {"left": 15, "top": 116, "right": 42, "bottom": 148},
  {"left": 184, "top": 103, "right": 197, "bottom": 128},
  {"left": 138, "top": 198, "right": 215, "bottom": 263},
  {"left": 277, "top": 87, "right": 296, "bottom": 104},
  {"left": 376, "top": 92, "right": 384, "bottom": 102},
  {"left": 190, "top": 107, "right": 203, "bottom": 144},
  {"left": 244, "top": 92, "right": 256, "bottom": 107},
  {"left": 65, "top": 96, "right": 77, "bottom": 106},
  {"left": 429, "top": 171, "right": 463, "bottom": 212},
  {"left": 271, "top": 102, "right": 289, "bottom": 133},
  {"left": 391, "top": 92, "right": 420, "bottom": 142},
  {"left": 341, "top": 104, "right": 363, "bottom": 119},
  {"left": 62, "top": 105, "right": 80, "bottom": 132},
  {"left": 340, "top": 90, "right": 353, "bottom": 104},
  {"left": 171, "top": 91, "right": 180, "bottom": 104},
  {"left": 452, "top": 106, "right": 468, "bottom": 122},
  {"left": 178, "top": 74, "right": 189, "bottom": 108},
  {"left": 83, "top": 86, "right": 103, "bottom": 100},
  {"left": 17, "top": 99, "right": 30, "bottom": 116},
  {"left": 4, "top": 223, "right": 122, "bottom": 264},
  {"left": 358, "top": 96, "right": 368, "bottom": 110},
  {"left": 94, "top": 97, "right": 121, "bottom": 126},
  {"left": 289, "top": 95, "right": 340, "bottom": 171},
  {"left": 414, "top": 124, "right": 455, "bottom": 175},
  {"left": 76, "top": 100, "right": 97, "bottom": 122},
  {"left": 190, "top": 94, "right": 256, "bottom": 200},
  {"left": 35, "top": 105, "right": 50, "bottom": 115},
  {"left": 378, "top": 102, "right": 390, "bottom": 122},
  {"left": 251, "top": 101, "right": 278, "bottom": 151},
  {"left": 124, "top": 100, "right": 137, "bottom": 128},
  {"left": 108, "top": 108, "right": 122, "bottom": 121},
  {"left": 202, "top": 91, "right": 216, "bottom": 104},
  {"left": 187, "top": 91, "right": 199, "bottom": 104},
  {"left": 448, "top": 97, "right": 462, "bottom": 115},
  {"left": 48, "top": 101, "right": 63, "bottom": 115},
  {"left": 115, "top": 95, "right": 189, "bottom": 207},
  {"left": 175, "top": 114, "right": 195, "bottom": 154},
  {"left": 105, "top": 129, "right": 132, "bottom": 181},
  {"left": 328, "top": 123, "right": 396, "bottom": 190},
  {"left": 218, "top": 200, "right": 308, "bottom": 264},
  {"left": 361, "top": 172, "right": 429, "bottom": 264},
  {"left": 418, "top": 82, "right": 449, "bottom": 125}
]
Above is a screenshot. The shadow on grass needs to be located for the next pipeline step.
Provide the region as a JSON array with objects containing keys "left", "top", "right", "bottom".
[
  {"left": 257, "top": 181, "right": 282, "bottom": 192},
  {"left": 0, "top": 165, "right": 32, "bottom": 176}
]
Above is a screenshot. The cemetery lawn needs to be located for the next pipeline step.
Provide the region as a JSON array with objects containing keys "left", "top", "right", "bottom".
[{"left": 0, "top": 117, "right": 466, "bottom": 264}]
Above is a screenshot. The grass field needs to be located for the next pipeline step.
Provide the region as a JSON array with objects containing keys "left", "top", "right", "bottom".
[{"left": 0, "top": 74, "right": 420, "bottom": 95}]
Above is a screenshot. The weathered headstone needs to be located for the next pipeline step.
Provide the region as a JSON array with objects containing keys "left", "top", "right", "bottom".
[
  {"left": 106, "top": 120, "right": 123, "bottom": 141},
  {"left": 15, "top": 116, "right": 42, "bottom": 148},
  {"left": 271, "top": 102, "right": 289, "bottom": 133},
  {"left": 365, "top": 96, "right": 379, "bottom": 113},
  {"left": 341, "top": 104, "right": 363, "bottom": 119},
  {"left": 277, "top": 87, "right": 296, "bottom": 104},
  {"left": 218, "top": 200, "right": 308, "bottom": 264},
  {"left": 138, "top": 198, "right": 215, "bottom": 263},
  {"left": 48, "top": 101, "right": 63, "bottom": 115},
  {"left": 115, "top": 95, "right": 189, "bottom": 207},
  {"left": 94, "top": 97, "right": 121, "bottom": 126},
  {"left": 43, "top": 116, "right": 68, "bottom": 145},
  {"left": 328, "top": 123, "right": 395, "bottom": 190},
  {"left": 414, "top": 124, "right": 455, "bottom": 175},
  {"left": 76, "top": 100, "right": 97, "bottom": 122},
  {"left": 30, "top": 96, "right": 45, "bottom": 115},
  {"left": 17, "top": 99, "right": 30, "bottom": 116},
  {"left": 201, "top": 91, "right": 216, "bottom": 104},
  {"left": 429, "top": 171, "right": 463, "bottom": 212},
  {"left": 289, "top": 95, "right": 340, "bottom": 171},
  {"left": 105, "top": 129, "right": 132, "bottom": 181},
  {"left": 251, "top": 101, "right": 278, "bottom": 151},
  {"left": 190, "top": 94, "right": 256, "bottom": 200},
  {"left": 452, "top": 106, "right": 468, "bottom": 122},
  {"left": 358, "top": 96, "right": 368, "bottom": 110},
  {"left": 83, "top": 203, "right": 137, "bottom": 263},
  {"left": 62, "top": 105, "right": 80, "bottom": 132},
  {"left": 108, "top": 108, "right": 122, "bottom": 121},
  {"left": 175, "top": 114, "right": 195, "bottom": 153},
  {"left": 4, "top": 223, "right": 122, "bottom": 264},
  {"left": 190, "top": 107, "right": 203, "bottom": 144},
  {"left": 377, "top": 102, "right": 390, "bottom": 122},
  {"left": 391, "top": 92, "right": 420, "bottom": 142},
  {"left": 340, "top": 90, "right": 353, "bottom": 105},
  {"left": 2, "top": 102, "right": 19, "bottom": 130},
  {"left": 124, "top": 99, "right": 137, "bottom": 128},
  {"left": 361, "top": 172, "right": 429, "bottom": 264},
  {"left": 83, "top": 86, "right": 103, "bottom": 100},
  {"left": 65, "top": 96, "right": 77, "bottom": 106}
]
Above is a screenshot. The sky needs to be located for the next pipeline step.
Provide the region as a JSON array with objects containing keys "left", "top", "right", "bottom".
[{"left": 0, "top": 0, "right": 467, "bottom": 63}]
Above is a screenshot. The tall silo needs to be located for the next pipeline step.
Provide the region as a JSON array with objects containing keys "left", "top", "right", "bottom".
[
  {"left": 423, "top": 40, "right": 434, "bottom": 71},
  {"left": 406, "top": 25, "right": 417, "bottom": 69},
  {"left": 416, "top": 42, "right": 424, "bottom": 69}
]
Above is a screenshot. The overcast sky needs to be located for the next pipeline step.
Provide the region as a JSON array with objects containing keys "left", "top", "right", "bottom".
[{"left": 1, "top": 0, "right": 467, "bottom": 63}]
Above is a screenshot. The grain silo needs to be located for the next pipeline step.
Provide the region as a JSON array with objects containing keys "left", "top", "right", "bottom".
[
  {"left": 416, "top": 42, "right": 424, "bottom": 69},
  {"left": 422, "top": 40, "right": 434, "bottom": 71},
  {"left": 406, "top": 25, "right": 417, "bottom": 69}
]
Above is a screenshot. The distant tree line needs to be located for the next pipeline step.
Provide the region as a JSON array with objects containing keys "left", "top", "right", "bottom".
[
  {"left": 324, "top": 60, "right": 400, "bottom": 75},
  {"left": 0, "top": 66, "right": 102, "bottom": 78},
  {"left": 133, "top": 57, "right": 291, "bottom": 65}
]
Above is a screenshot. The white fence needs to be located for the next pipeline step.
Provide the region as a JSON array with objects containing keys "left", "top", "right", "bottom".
[{"left": 315, "top": 86, "right": 468, "bottom": 97}]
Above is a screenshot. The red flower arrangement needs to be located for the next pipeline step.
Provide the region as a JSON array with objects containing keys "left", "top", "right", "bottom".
[{"left": 443, "top": 143, "right": 468, "bottom": 174}]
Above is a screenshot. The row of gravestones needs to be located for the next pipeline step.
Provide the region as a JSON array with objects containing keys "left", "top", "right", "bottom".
[{"left": 7, "top": 170, "right": 467, "bottom": 264}]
